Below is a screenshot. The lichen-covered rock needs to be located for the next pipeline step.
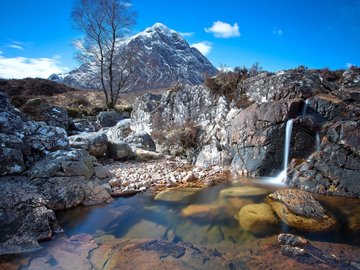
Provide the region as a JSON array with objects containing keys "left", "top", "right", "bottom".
[
  {"left": 28, "top": 149, "right": 94, "bottom": 179},
  {"left": 242, "top": 68, "right": 327, "bottom": 103},
  {"left": 69, "top": 132, "right": 108, "bottom": 158},
  {"left": 238, "top": 203, "right": 279, "bottom": 234},
  {"left": 0, "top": 92, "right": 69, "bottom": 175},
  {"left": 131, "top": 85, "right": 231, "bottom": 163},
  {"left": 266, "top": 189, "right": 339, "bottom": 232},
  {"left": 106, "top": 119, "right": 132, "bottom": 140},
  {"left": 68, "top": 118, "right": 100, "bottom": 135}
]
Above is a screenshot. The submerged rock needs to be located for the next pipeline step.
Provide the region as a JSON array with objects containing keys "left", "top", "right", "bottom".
[
  {"left": 238, "top": 203, "right": 279, "bottom": 234},
  {"left": 154, "top": 187, "right": 202, "bottom": 202},
  {"left": 220, "top": 186, "right": 268, "bottom": 198},
  {"left": 266, "top": 189, "right": 339, "bottom": 232}
]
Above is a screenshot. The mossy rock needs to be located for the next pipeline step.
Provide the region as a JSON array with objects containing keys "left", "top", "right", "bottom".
[{"left": 238, "top": 203, "right": 279, "bottom": 234}]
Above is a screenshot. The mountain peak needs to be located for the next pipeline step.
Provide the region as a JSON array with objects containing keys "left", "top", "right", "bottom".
[{"left": 143, "top": 22, "right": 176, "bottom": 37}]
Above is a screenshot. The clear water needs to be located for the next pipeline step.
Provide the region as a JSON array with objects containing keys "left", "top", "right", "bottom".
[{"left": 1, "top": 179, "right": 360, "bottom": 269}]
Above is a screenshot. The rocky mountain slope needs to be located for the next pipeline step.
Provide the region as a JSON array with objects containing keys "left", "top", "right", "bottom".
[{"left": 49, "top": 23, "right": 218, "bottom": 92}]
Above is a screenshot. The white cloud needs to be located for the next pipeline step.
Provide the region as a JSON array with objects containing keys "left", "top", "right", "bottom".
[
  {"left": 205, "top": 21, "right": 240, "bottom": 38},
  {"left": 0, "top": 55, "right": 70, "bottom": 79},
  {"left": 346, "top": 63, "right": 354, "bottom": 68},
  {"left": 191, "top": 41, "right": 212, "bottom": 56},
  {"left": 8, "top": 44, "right": 24, "bottom": 50},
  {"left": 272, "top": 28, "right": 283, "bottom": 36},
  {"left": 179, "top": 32, "right": 195, "bottom": 37}
]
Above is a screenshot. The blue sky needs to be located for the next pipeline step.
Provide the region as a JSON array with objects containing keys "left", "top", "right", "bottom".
[{"left": 0, "top": 0, "right": 359, "bottom": 78}]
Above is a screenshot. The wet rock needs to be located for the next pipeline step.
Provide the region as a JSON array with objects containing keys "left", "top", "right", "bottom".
[
  {"left": 220, "top": 186, "right": 268, "bottom": 198},
  {"left": 229, "top": 99, "right": 309, "bottom": 176},
  {"left": 182, "top": 171, "right": 198, "bottom": 182},
  {"left": 287, "top": 121, "right": 360, "bottom": 197},
  {"left": 107, "top": 140, "right": 135, "bottom": 160},
  {"left": 267, "top": 189, "right": 339, "bottom": 232},
  {"left": 97, "top": 110, "right": 125, "bottom": 128},
  {"left": 124, "top": 132, "right": 156, "bottom": 152},
  {"left": 278, "top": 233, "right": 308, "bottom": 247},
  {"left": 154, "top": 187, "right": 201, "bottom": 202},
  {"left": 102, "top": 239, "right": 228, "bottom": 270},
  {"left": 238, "top": 203, "right": 279, "bottom": 234},
  {"left": 69, "top": 131, "right": 108, "bottom": 158},
  {"left": 106, "top": 118, "right": 132, "bottom": 140},
  {"left": 278, "top": 233, "right": 360, "bottom": 269}
]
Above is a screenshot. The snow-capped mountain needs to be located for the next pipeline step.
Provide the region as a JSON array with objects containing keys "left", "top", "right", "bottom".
[{"left": 49, "top": 23, "right": 218, "bottom": 91}]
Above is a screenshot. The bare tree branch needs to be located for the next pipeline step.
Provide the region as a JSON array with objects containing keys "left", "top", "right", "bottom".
[{"left": 72, "top": 0, "right": 136, "bottom": 108}]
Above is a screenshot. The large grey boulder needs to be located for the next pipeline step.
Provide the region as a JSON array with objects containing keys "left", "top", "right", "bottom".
[
  {"left": 97, "top": 110, "right": 126, "bottom": 128},
  {"left": 28, "top": 149, "right": 94, "bottom": 179},
  {"left": 124, "top": 132, "right": 156, "bottom": 152},
  {"left": 107, "top": 140, "right": 135, "bottom": 160},
  {"left": 69, "top": 132, "right": 108, "bottom": 158}
]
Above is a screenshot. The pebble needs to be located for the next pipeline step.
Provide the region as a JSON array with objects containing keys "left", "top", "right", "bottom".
[{"left": 103, "top": 157, "right": 226, "bottom": 196}]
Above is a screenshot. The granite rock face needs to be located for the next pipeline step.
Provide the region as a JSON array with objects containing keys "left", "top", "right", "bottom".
[{"left": 229, "top": 99, "right": 313, "bottom": 176}]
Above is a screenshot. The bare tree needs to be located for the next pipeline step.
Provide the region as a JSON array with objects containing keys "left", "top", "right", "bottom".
[{"left": 72, "top": 0, "right": 136, "bottom": 109}]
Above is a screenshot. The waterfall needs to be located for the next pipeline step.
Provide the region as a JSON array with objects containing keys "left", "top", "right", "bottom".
[
  {"left": 271, "top": 119, "right": 294, "bottom": 184},
  {"left": 315, "top": 131, "right": 321, "bottom": 151},
  {"left": 302, "top": 99, "right": 310, "bottom": 116}
]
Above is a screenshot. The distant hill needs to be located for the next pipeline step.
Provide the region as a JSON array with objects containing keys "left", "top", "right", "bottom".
[{"left": 49, "top": 23, "right": 218, "bottom": 92}]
